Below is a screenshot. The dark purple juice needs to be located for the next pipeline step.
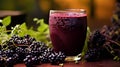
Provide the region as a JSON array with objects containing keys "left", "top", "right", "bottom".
[{"left": 49, "top": 11, "right": 87, "bottom": 56}]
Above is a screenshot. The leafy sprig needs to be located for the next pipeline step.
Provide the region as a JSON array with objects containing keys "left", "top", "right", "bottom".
[
  {"left": 0, "top": 16, "right": 51, "bottom": 47},
  {"left": 0, "top": 16, "right": 11, "bottom": 44}
]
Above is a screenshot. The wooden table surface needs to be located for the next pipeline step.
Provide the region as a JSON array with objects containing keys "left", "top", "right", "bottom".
[{"left": 14, "top": 59, "right": 120, "bottom": 67}]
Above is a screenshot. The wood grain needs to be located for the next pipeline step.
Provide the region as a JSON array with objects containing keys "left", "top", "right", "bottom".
[{"left": 14, "top": 60, "right": 120, "bottom": 67}]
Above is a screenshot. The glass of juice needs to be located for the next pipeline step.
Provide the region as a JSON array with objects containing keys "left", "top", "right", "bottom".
[{"left": 49, "top": 9, "right": 87, "bottom": 56}]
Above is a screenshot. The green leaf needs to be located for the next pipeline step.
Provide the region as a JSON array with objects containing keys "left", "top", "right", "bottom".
[
  {"left": 36, "top": 19, "right": 44, "bottom": 24},
  {"left": 2, "top": 16, "right": 11, "bottom": 26},
  {"left": 18, "top": 23, "right": 28, "bottom": 36},
  {"left": 27, "top": 29, "right": 37, "bottom": 36},
  {"left": 44, "top": 28, "right": 49, "bottom": 34},
  {"left": 20, "top": 23, "right": 27, "bottom": 30},
  {"left": 37, "top": 19, "right": 49, "bottom": 33}
]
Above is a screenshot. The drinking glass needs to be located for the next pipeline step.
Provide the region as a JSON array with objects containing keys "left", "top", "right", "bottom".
[{"left": 49, "top": 9, "right": 87, "bottom": 56}]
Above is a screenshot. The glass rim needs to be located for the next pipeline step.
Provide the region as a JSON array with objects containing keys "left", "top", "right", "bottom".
[
  {"left": 49, "top": 9, "right": 87, "bottom": 17},
  {"left": 50, "top": 10, "right": 68, "bottom": 14},
  {"left": 50, "top": 9, "right": 86, "bottom": 14}
]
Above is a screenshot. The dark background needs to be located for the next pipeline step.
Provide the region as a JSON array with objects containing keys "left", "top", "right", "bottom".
[{"left": 0, "top": 0, "right": 117, "bottom": 30}]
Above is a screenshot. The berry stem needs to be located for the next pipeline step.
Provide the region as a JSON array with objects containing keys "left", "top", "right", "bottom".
[{"left": 108, "top": 40, "right": 120, "bottom": 47}]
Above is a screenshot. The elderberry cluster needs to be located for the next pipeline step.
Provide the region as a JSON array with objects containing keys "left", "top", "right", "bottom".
[
  {"left": 0, "top": 35, "right": 66, "bottom": 67},
  {"left": 85, "top": 30, "right": 110, "bottom": 61},
  {"left": 85, "top": 12, "right": 120, "bottom": 62},
  {"left": 9, "top": 35, "right": 36, "bottom": 46},
  {"left": 85, "top": 3, "right": 120, "bottom": 62}
]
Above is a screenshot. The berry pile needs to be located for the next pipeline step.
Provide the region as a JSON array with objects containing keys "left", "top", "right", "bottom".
[
  {"left": 84, "top": 48, "right": 101, "bottom": 61},
  {"left": 84, "top": 26, "right": 120, "bottom": 61},
  {"left": 0, "top": 35, "right": 66, "bottom": 67},
  {"left": 85, "top": 3, "right": 120, "bottom": 61},
  {"left": 84, "top": 29, "right": 110, "bottom": 61}
]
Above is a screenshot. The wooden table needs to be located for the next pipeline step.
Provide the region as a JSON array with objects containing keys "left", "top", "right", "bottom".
[{"left": 14, "top": 59, "right": 120, "bottom": 67}]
